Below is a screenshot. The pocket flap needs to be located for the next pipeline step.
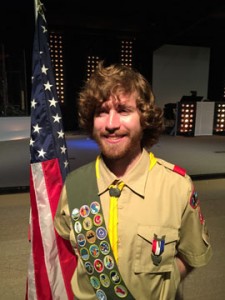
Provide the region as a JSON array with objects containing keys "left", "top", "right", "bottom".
[{"left": 137, "top": 225, "right": 179, "bottom": 245}]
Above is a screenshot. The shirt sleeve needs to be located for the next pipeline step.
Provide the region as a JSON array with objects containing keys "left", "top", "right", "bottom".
[
  {"left": 54, "top": 184, "right": 76, "bottom": 249},
  {"left": 177, "top": 179, "right": 213, "bottom": 267}
]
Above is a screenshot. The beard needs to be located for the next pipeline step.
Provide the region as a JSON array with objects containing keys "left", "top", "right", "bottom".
[{"left": 93, "top": 128, "right": 142, "bottom": 161}]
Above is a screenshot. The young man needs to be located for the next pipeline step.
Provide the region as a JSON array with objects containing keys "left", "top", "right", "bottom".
[{"left": 54, "top": 61, "right": 212, "bottom": 300}]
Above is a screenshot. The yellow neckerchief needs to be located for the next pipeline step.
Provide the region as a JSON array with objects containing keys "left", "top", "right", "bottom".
[{"left": 95, "top": 151, "right": 157, "bottom": 262}]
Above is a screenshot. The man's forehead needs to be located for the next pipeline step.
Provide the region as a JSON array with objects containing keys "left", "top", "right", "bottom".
[{"left": 104, "top": 92, "right": 138, "bottom": 105}]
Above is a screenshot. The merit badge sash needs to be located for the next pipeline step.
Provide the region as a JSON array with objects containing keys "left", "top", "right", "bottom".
[{"left": 66, "top": 161, "right": 135, "bottom": 300}]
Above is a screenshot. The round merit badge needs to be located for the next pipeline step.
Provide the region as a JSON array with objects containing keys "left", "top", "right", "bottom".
[
  {"left": 100, "top": 241, "right": 110, "bottom": 255},
  {"left": 110, "top": 270, "right": 121, "bottom": 284},
  {"left": 104, "top": 255, "right": 114, "bottom": 270},
  {"left": 86, "top": 230, "right": 96, "bottom": 244},
  {"left": 80, "top": 204, "right": 90, "bottom": 218},
  {"left": 90, "top": 276, "right": 101, "bottom": 290},
  {"left": 90, "top": 201, "right": 101, "bottom": 214},
  {"left": 94, "top": 258, "right": 104, "bottom": 273},
  {"left": 71, "top": 208, "right": 80, "bottom": 221},
  {"left": 89, "top": 244, "right": 100, "bottom": 258},
  {"left": 93, "top": 213, "right": 103, "bottom": 226},
  {"left": 74, "top": 221, "right": 82, "bottom": 234},
  {"left": 77, "top": 233, "right": 86, "bottom": 247},
  {"left": 80, "top": 247, "right": 89, "bottom": 261},
  {"left": 99, "top": 273, "right": 111, "bottom": 288},
  {"left": 114, "top": 284, "right": 128, "bottom": 298},
  {"left": 84, "top": 261, "right": 94, "bottom": 275},
  {"left": 96, "top": 226, "right": 107, "bottom": 240},
  {"left": 83, "top": 217, "right": 93, "bottom": 230},
  {"left": 96, "top": 289, "right": 107, "bottom": 300}
]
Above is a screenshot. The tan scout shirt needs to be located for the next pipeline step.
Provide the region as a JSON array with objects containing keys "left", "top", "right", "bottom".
[{"left": 54, "top": 149, "right": 212, "bottom": 300}]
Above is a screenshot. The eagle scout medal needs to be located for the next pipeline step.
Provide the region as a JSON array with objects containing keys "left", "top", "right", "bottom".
[{"left": 151, "top": 234, "right": 165, "bottom": 266}]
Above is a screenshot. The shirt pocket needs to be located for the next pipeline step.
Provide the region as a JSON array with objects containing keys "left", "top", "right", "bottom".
[{"left": 134, "top": 225, "right": 179, "bottom": 273}]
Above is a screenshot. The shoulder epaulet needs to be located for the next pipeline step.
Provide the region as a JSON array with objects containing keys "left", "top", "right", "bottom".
[
  {"left": 173, "top": 164, "right": 186, "bottom": 176},
  {"left": 156, "top": 158, "right": 186, "bottom": 177}
]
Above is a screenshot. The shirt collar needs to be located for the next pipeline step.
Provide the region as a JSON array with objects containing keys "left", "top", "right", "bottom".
[{"left": 97, "top": 149, "right": 150, "bottom": 197}]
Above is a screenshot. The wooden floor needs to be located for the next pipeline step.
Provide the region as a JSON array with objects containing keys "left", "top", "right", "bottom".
[{"left": 0, "top": 178, "right": 225, "bottom": 300}]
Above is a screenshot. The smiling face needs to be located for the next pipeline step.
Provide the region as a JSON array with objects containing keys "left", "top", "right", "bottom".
[{"left": 93, "top": 91, "right": 143, "bottom": 167}]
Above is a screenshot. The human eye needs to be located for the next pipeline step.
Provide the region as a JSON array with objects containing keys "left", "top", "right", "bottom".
[
  {"left": 118, "top": 105, "right": 132, "bottom": 115},
  {"left": 95, "top": 107, "right": 108, "bottom": 117}
]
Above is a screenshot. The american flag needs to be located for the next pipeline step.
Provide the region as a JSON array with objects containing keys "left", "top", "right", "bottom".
[{"left": 26, "top": 1, "right": 77, "bottom": 299}]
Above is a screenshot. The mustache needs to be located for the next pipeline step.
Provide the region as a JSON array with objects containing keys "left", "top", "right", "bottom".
[{"left": 101, "top": 131, "right": 127, "bottom": 137}]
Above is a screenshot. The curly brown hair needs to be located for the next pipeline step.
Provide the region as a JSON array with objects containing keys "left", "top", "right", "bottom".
[{"left": 78, "top": 61, "right": 164, "bottom": 148}]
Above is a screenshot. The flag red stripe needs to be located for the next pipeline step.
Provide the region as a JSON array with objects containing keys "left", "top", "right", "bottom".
[{"left": 29, "top": 165, "right": 52, "bottom": 299}]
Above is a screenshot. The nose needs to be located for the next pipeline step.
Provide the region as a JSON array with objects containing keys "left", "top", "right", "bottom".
[{"left": 106, "top": 110, "right": 120, "bottom": 131}]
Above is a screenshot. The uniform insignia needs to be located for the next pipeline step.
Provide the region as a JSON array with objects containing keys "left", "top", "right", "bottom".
[
  {"left": 83, "top": 217, "right": 93, "bottom": 230},
  {"left": 110, "top": 270, "right": 121, "bottom": 284},
  {"left": 96, "top": 289, "right": 107, "bottom": 300},
  {"left": 74, "top": 221, "right": 82, "bottom": 233},
  {"left": 71, "top": 208, "right": 80, "bottom": 221},
  {"left": 94, "top": 213, "right": 103, "bottom": 226},
  {"left": 104, "top": 255, "right": 114, "bottom": 270},
  {"left": 77, "top": 233, "right": 86, "bottom": 247},
  {"left": 84, "top": 261, "right": 94, "bottom": 275},
  {"left": 94, "top": 259, "right": 104, "bottom": 273},
  {"left": 80, "top": 204, "right": 90, "bottom": 217},
  {"left": 90, "top": 201, "right": 100, "bottom": 214},
  {"left": 96, "top": 226, "right": 107, "bottom": 240},
  {"left": 80, "top": 247, "right": 89, "bottom": 261},
  {"left": 90, "top": 244, "right": 100, "bottom": 258},
  {"left": 90, "top": 276, "right": 101, "bottom": 289},
  {"left": 151, "top": 234, "right": 165, "bottom": 266},
  {"left": 86, "top": 230, "right": 96, "bottom": 244},
  {"left": 114, "top": 285, "right": 128, "bottom": 298},
  {"left": 100, "top": 241, "right": 110, "bottom": 255},
  {"left": 190, "top": 191, "right": 199, "bottom": 209},
  {"left": 173, "top": 165, "right": 186, "bottom": 176},
  {"left": 99, "top": 273, "right": 111, "bottom": 288}
]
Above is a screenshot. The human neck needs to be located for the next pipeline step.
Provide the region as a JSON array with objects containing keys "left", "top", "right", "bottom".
[{"left": 103, "top": 149, "right": 142, "bottom": 178}]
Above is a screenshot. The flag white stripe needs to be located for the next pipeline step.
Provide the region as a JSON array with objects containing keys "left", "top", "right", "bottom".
[{"left": 27, "top": 214, "right": 37, "bottom": 300}]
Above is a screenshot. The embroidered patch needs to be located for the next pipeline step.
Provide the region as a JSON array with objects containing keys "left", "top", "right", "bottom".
[
  {"left": 96, "top": 289, "right": 107, "bottom": 300},
  {"left": 99, "top": 273, "right": 111, "bottom": 288},
  {"left": 190, "top": 191, "right": 199, "bottom": 209},
  {"left": 114, "top": 285, "right": 128, "bottom": 298}
]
